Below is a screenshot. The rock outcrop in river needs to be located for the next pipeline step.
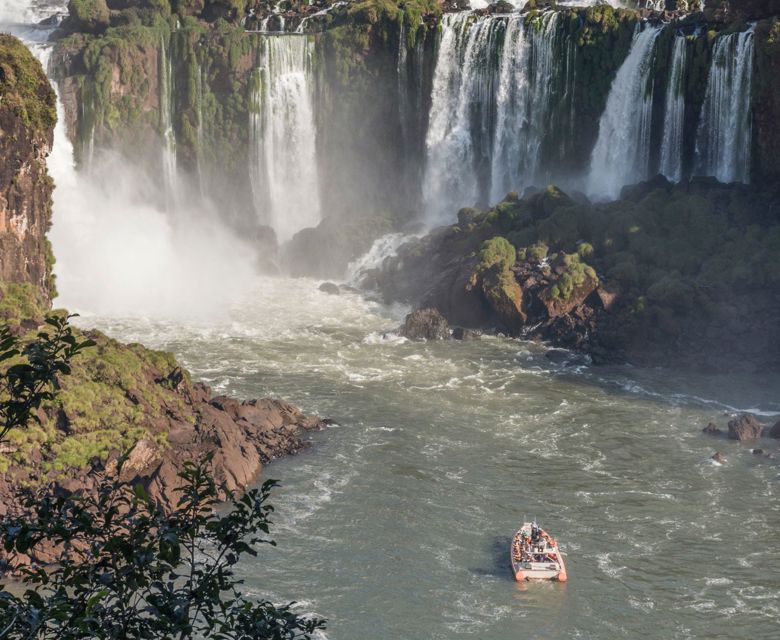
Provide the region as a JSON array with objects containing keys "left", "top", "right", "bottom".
[{"left": 367, "top": 177, "right": 780, "bottom": 371}]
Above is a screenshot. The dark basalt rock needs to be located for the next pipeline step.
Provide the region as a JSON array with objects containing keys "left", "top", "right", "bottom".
[
  {"left": 768, "top": 420, "right": 780, "bottom": 438},
  {"left": 319, "top": 282, "right": 341, "bottom": 295},
  {"left": 452, "top": 327, "right": 481, "bottom": 341},
  {"left": 711, "top": 451, "right": 727, "bottom": 464},
  {"left": 727, "top": 414, "right": 765, "bottom": 441},
  {"left": 400, "top": 308, "right": 451, "bottom": 341},
  {"left": 702, "top": 422, "right": 724, "bottom": 436}
]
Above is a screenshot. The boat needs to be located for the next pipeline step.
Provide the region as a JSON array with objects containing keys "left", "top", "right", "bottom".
[{"left": 510, "top": 521, "right": 568, "bottom": 582}]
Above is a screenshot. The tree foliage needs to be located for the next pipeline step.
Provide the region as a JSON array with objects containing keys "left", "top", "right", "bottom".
[
  {"left": 0, "top": 318, "right": 325, "bottom": 639},
  {"left": 0, "top": 315, "right": 94, "bottom": 445}
]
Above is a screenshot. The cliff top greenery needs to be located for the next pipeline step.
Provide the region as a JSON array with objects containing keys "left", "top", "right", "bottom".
[
  {"left": 0, "top": 287, "right": 194, "bottom": 475},
  {"left": 0, "top": 35, "right": 56, "bottom": 138}
]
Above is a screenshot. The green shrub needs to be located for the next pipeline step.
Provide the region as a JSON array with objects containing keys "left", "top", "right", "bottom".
[{"left": 476, "top": 236, "right": 516, "bottom": 274}]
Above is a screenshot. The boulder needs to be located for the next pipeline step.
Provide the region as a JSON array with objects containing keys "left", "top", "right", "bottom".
[
  {"left": 711, "top": 451, "right": 726, "bottom": 464},
  {"left": 768, "top": 420, "right": 780, "bottom": 438},
  {"left": 318, "top": 282, "right": 341, "bottom": 295},
  {"left": 400, "top": 308, "right": 450, "bottom": 341},
  {"left": 702, "top": 422, "right": 723, "bottom": 436},
  {"left": 480, "top": 267, "right": 525, "bottom": 334},
  {"left": 452, "top": 327, "right": 481, "bottom": 341},
  {"left": 727, "top": 413, "right": 764, "bottom": 441}
]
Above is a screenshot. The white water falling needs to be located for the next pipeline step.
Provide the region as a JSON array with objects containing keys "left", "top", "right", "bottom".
[
  {"left": 694, "top": 29, "right": 754, "bottom": 184},
  {"left": 345, "top": 232, "right": 418, "bottom": 285},
  {"left": 423, "top": 13, "right": 500, "bottom": 224},
  {"left": 490, "top": 11, "right": 560, "bottom": 202},
  {"left": 659, "top": 35, "right": 687, "bottom": 182},
  {"left": 587, "top": 24, "right": 661, "bottom": 200},
  {"left": 196, "top": 64, "right": 207, "bottom": 199},
  {"left": 7, "top": 6, "right": 255, "bottom": 318},
  {"left": 159, "top": 36, "right": 178, "bottom": 207},
  {"left": 251, "top": 36, "right": 321, "bottom": 244}
]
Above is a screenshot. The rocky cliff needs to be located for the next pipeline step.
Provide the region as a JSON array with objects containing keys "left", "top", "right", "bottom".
[
  {"left": 0, "top": 33, "right": 327, "bottom": 528},
  {"left": 0, "top": 35, "right": 57, "bottom": 319}
]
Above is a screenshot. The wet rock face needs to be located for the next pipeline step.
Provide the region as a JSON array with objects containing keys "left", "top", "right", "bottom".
[
  {"left": 0, "top": 35, "right": 57, "bottom": 304},
  {"left": 727, "top": 414, "right": 765, "bottom": 441},
  {"left": 400, "top": 308, "right": 451, "bottom": 341}
]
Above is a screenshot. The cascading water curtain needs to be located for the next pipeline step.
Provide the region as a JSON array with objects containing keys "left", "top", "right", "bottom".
[
  {"left": 251, "top": 35, "right": 321, "bottom": 244},
  {"left": 694, "top": 28, "right": 754, "bottom": 184},
  {"left": 490, "top": 11, "right": 560, "bottom": 203},
  {"left": 424, "top": 10, "right": 567, "bottom": 224},
  {"left": 658, "top": 35, "right": 687, "bottom": 182},
  {"left": 587, "top": 23, "right": 662, "bottom": 200},
  {"left": 423, "top": 12, "right": 502, "bottom": 224}
]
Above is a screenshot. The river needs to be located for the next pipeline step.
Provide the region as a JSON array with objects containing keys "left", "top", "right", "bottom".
[{"left": 72, "top": 277, "right": 780, "bottom": 640}]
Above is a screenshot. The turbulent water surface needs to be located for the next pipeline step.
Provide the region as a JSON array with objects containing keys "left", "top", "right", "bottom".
[{"left": 72, "top": 279, "right": 780, "bottom": 640}]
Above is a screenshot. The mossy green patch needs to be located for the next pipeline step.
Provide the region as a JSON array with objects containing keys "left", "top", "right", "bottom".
[{"left": 0, "top": 34, "right": 57, "bottom": 138}]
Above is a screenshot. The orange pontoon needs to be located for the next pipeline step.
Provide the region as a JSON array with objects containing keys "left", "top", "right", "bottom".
[{"left": 510, "top": 522, "right": 568, "bottom": 582}]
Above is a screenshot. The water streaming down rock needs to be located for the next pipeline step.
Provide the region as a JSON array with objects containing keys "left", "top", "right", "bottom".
[
  {"left": 196, "top": 64, "right": 207, "bottom": 199},
  {"left": 159, "top": 36, "right": 178, "bottom": 208},
  {"left": 694, "top": 29, "right": 754, "bottom": 184},
  {"left": 250, "top": 36, "right": 321, "bottom": 244},
  {"left": 659, "top": 35, "right": 687, "bottom": 182},
  {"left": 424, "top": 10, "right": 576, "bottom": 224},
  {"left": 587, "top": 24, "right": 661, "bottom": 200},
  {"left": 490, "top": 11, "right": 560, "bottom": 202},
  {"left": 423, "top": 12, "right": 502, "bottom": 225}
]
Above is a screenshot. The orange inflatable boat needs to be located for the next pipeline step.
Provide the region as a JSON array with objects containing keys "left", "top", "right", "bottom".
[{"left": 510, "top": 521, "right": 568, "bottom": 582}]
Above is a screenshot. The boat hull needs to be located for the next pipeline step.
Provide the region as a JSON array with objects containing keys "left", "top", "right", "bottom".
[{"left": 511, "top": 523, "right": 568, "bottom": 582}]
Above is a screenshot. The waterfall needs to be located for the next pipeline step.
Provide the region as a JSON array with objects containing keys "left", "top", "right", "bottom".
[
  {"left": 490, "top": 11, "right": 560, "bottom": 202},
  {"left": 694, "top": 29, "right": 754, "bottom": 184},
  {"left": 159, "top": 37, "right": 178, "bottom": 207},
  {"left": 251, "top": 36, "right": 321, "bottom": 244},
  {"left": 659, "top": 35, "right": 687, "bottom": 182},
  {"left": 423, "top": 13, "right": 502, "bottom": 224},
  {"left": 196, "top": 64, "right": 207, "bottom": 199},
  {"left": 423, "top": 11, "right": 571, "bottom": 223},
  {"left": 587, "top": 24, "right": 661, "bottom": 200},
  {"left": 397, "top": 16, "right": 409, "bottom": 154}
]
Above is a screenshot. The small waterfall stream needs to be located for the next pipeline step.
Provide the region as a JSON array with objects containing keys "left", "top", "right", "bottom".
[
  {"left": 250, "top": 35, "right": 321, "bottom": 244},
  {"left": 587, "top": 24, "right": 661, "bottom": 199},
  {"left": 694, "top": 28, "right": 754, "bottom": 184},
  {"left": 159, "top": 36, "right": 178, "bottom": 208},
  {"left": 659, "top": 35, "right": 687, "bottom": 182}
]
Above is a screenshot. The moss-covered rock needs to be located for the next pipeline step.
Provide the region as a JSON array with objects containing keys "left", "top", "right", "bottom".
[
  {"left": 373, "top": 177, "right": 780, "bottom": 370},
  {"left": 0, "top": 35, "right": 57, "bottom": 307}
]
